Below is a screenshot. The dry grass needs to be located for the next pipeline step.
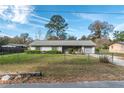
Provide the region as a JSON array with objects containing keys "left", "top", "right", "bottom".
[
  {"left": 0, "top": 53, "right": 124, "bottom": 83},
  {"left": 114, "top": 53, "right": 124, "bottom": 57}
]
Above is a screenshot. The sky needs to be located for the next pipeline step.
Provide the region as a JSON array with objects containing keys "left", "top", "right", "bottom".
[{"left": 0, "top": 5, "right": 124, "bottom": 39}]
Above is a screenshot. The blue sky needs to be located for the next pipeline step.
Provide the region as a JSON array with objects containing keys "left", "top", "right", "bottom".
[{"left": 1, "top": 5, "right": 124, "bottom": 39}]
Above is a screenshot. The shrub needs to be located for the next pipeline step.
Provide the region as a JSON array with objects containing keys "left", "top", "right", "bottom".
[
  {"left": 43, "top": 50, "right": 61, "bottom": 54},
  {"left": 95, "top": 48, "right": 100, "bottom": 53},
  {"left": 25, "top": 50, "right": 41, "bottom": 54},
  {"left": 68, "top": 48, "right": 73, "bottom": 54},
  {"left": 101, "top": 44, "right": 108, "bottom": 49},
  {"left": 99, "top": 56, "right": 110, "bottom": 63}
]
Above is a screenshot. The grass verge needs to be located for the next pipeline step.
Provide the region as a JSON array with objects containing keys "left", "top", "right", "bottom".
[{"left": 0, "top": 53, "right": 124, "bottom": 83}]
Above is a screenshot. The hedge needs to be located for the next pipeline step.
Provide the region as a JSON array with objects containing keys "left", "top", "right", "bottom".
[
  {"left": 44, "top": 50, "right": 61, "bottom": 54},
  {"left": 25, "top": 50, "right": 41, "bottom": 54},
  {"left": 25, "top": 50, "right": 61, "bottom": 54}
]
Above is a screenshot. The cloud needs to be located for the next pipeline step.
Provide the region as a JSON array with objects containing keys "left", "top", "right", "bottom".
[
  {"left": 67, "top": 28, "right": 77, "bottom": 32},
  {"left": 109, "top": 23, "right": 124, "bottom": 39},
  {"left": 27, "top": 14, "right": 50, "bottom": 28},
  {"left": 74, "top": 13, "right": 106, "bottom": 21},
  {"left": 114, "top": 23, "right": 124, "bottom": 31},
  {"left": 0, "top": 5, "right": 34, "bottom": 24},
  {"left": 31, "top": 14, "right": 49, "bottom": 22},
  {"left": 28, "top": 23, "right": 46, "bottom": 29},
  {"left": 0, "top": 33, "right": 14, "bottom": 38},
  {"left": 6, "top": 24, "right": 16, "bottom": 29},
  {"left": 67, "top": 28, "right": 81, "bottom": 37},
  {"left": 0, "top": 5, "right": 50, "bottom": 28},
  {"left": 28, "top": 16, "right": 48, "bottom": 25}
]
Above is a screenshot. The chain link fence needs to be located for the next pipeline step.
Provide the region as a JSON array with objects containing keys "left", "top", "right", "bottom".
[{"left": 0, "top": 51, "right": 115, "bottom": 64}]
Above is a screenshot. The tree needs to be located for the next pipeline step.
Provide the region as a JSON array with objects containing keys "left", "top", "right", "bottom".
[
  {"left": 20, "top": 33, "right": 33, "bottom": 44},
  {"left": 79, "top": 35, "right": 87, "bottom": 40},
  {"left": 35, "top": 30, "right": 42, "bottom": 40},
  {"left": 47, "top": 36, "right": 59, "bottom": 40},
  {"left": 9, "top": 36, "right": 22, "bottom": 44},
  {"left": 20, "top": 33, "right": 29, "bottom": 43},
  {"left": 95, "top": 38, "right": 112, "bottom": 49},
  {"left": 45, "top": 15, "right": 68, "bottom": 40},
  {"left": 9, "top": 33, "right": 33, "bottom": 44},
  {"left": 88, "top": 20, "right": 114, "bottom": 39},
  {"left": 0, "top": 36, "right": 10, "bottom": 45},
  {"left": 67, "top": 35, "right": 77, "bottom": 40},
  {"left": 59, "top": 32, "right": 67, "bottom": 40},
  {"left": 113, "top": 31, "right": 124, "bottom": 42},
  {"left": 0, "top": 33, "right": 33, "bottom": 45}
]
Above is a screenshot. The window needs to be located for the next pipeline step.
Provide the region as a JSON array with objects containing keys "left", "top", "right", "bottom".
[
  {"left": 52, "top": 47, "right": 57, "bottom": 50},
  {"left": 36, "top": 47, "right": 40, "bottom": 50}
]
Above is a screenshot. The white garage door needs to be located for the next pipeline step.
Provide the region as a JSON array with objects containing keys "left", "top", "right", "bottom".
[{"left": 84, "top": 47, "right": 93, "bottom": 54}]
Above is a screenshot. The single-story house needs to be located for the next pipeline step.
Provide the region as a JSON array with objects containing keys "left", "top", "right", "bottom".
[
  {"left": 29, "top": 40, "right": 96, "bottom": 54},
  {"left": 109, "top": 42, "right": 124, "bottom": 53}
]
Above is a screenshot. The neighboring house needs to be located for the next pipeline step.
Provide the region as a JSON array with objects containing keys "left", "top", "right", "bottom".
[
  {"left": 0, "top": 44, "right": 27, "bottom": 53},
  {"left": 1, "top": 44, "right": 27, "bottom": 48},
  {"left": 109, "top": 42, "right": 124, "bottom": 53},
  {"left": 29, "top": 40, "right": 96, "bottom": 54}
]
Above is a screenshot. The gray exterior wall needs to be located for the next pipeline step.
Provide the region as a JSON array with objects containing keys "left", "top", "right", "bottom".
[
  {"left": 81, "top": 46, "right": 95, "bottom": 54},
  {"left": 30, "top": 46, "right": 95, "bottom": 54},
  {"left": 40, "top": 47, "right": 62, "bottom": 52},
  {"left": 29, "top": 47, "right": 36, "bottom": 50},
  {"left": 30, "top": 46, "right": 62, "bottom": 52}
]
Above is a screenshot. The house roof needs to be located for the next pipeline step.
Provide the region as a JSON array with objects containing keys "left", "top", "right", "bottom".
[
  {"left": 118, "top": 42, "right": 124, "bottom": 45},
  {"left": 29, "top": 40, "right": 96, "bottom": 47},
  {"left": 2, "top": 44, "right": 27, "bottom": 47},
  {"left": 109, "top": 42, "right": 124, "bottom": 46}
]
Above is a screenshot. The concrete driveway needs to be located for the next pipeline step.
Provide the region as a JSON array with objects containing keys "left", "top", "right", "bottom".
[
  {"left": 90, "top": 54, "right": 124, "bottom": 66},
  {"left": 1, "top": 81, "right": 124, "bottom": 88}
]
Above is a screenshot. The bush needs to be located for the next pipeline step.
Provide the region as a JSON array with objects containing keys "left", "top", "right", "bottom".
[
  {"left": 68, "top": 48, "right": 73, "bottom": 54},
  {"left": 95, "top": 48, "right": 100, "bottom": 53},
  {"left": 25, "top": 50, "right": 41, "bottom": 54},
  {"left": 43, "top": 50, "right": 61, "bottom": 54},
  {"left": 25, "top": 50, "right": 61, "bottom": 54},
  {"left": 99, "top": 56, "right": 110, "bottom": 63}
]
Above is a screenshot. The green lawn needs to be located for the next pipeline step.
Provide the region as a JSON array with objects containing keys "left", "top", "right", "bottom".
[{"left": 0, "top": 53, "right": 124, "bottom": 82}]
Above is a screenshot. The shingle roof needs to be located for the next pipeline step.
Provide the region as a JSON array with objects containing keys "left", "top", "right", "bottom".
[
  {"left": 29, "top": 40, "right": 96, "bottom": 46},
  {"left": 2, "top": 44, "right": 27, "bottom": 47}
]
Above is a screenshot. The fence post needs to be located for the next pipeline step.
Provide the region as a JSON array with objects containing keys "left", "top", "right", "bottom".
[
  {"left": 63, "top": 52, "right": 66, "bottom": 62},
  {"left": 112, "top": 53, "right": 114, "bottom": 63},
  {"left": 98, "top": 52, "right": 100, "bottom": 62},
  {"left": 16, "top": 53, "right": 19, "bottom": 63},
  {"left": 87, "top": 53, "right": 90, "bottom": 62}
]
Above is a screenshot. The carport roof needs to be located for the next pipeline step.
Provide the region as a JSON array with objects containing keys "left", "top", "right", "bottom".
[{"left": 29, "top": 40, "right": 96, "bottom": 47}]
